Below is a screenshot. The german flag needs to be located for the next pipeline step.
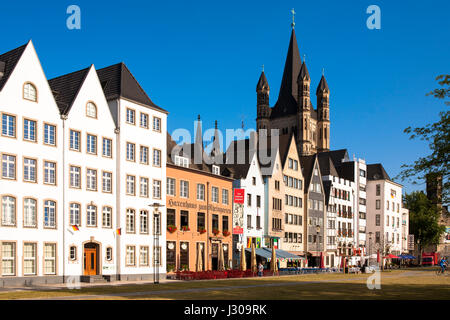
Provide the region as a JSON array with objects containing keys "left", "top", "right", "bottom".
[
  {"left": 72, "top": 225, "right": 79, "bottom": 231},
  {"left": 116, "top": 228, "right": 121, "bottom": 235}
]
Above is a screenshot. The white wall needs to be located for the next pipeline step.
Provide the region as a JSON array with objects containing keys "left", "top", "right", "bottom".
[
  {"left": 63, "top": 65, "right": 117, "bottom": 276},
  {"left": 0, "top": 41, "right": 64, "bottom": 278},
  {"left": 115, "top": 98, "right": 167, "bottom": 276}
]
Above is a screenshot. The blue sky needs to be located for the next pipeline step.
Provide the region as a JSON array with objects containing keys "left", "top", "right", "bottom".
[{"left": 1, "top": 0, "right": 449, "bottom": 195}]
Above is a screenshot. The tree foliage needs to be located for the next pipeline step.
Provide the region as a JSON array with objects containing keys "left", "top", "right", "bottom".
[
  {"left": 404, "top": 191, "right": 445, "bottom": 248},
  {"left": 397, "top": 74, "right": 449, "bottom": 204}
]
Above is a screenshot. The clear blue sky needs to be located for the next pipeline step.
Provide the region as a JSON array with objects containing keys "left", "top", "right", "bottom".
[{"left": 1, "top": 0, "right": 449, "bottom": 195}]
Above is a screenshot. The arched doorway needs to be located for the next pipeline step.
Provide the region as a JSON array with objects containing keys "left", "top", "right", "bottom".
[{"left": 83, "top": 242, "right": 99, "bottom": 276}]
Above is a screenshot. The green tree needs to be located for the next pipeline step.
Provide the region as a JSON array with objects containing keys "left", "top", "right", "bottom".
[
  {"left": 397, "top": 74, "right": 449, "bottom": 204},
  {"left": 404, "top": 191, "right": 445, "bottom": 260}
]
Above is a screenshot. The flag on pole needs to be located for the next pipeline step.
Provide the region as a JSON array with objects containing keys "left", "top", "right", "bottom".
[
  {"left": 116, "top": 228, "right": 121, "bottom": 235},
  {"left": 71, "top": 225, "right": 79, "bottom": 231}
]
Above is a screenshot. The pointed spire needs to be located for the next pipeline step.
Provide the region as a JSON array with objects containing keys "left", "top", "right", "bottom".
[
  {"left": 316, "top": 74, "right": 330, "bottom": 95},
  {"left": 212, "top": 120, "right": 221, "bottom": 157},
  {"left": 278, "top": 28, "right": 302, "bottom": 102},
  {"left": 298, "top": 61, "right": 310, "bottom": 81},
  {"left": 256, "top": 70, "right": 270, "bottom": 92},
  {"left": 195, "top": 114, "right": 203, "bottom": 151}
]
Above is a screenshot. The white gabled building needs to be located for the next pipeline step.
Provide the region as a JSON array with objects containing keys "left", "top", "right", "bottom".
[
  {"left": 0, "top": 41, "right": 168, "bottom": 286},
  {"left": 0, "top": 41, "right": 64, "bottom": 286},
  {"left": 48, "top": 65, "right": 118, "bottom": 281},
  {"left": 223, "top": 134, "right": 266, "bottom": 267}
]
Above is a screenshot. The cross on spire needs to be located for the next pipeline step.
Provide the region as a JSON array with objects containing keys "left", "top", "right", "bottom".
[
  {"left": 262, "top": 64, "right": 264, "bottom": 72},
  {"left": 291, "top": 8, "right": 296, "bottom": 29}
]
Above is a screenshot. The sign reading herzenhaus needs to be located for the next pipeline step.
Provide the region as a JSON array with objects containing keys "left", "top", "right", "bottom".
[{"left": 168, "top": 199, "right": 231, "bottom": 214}]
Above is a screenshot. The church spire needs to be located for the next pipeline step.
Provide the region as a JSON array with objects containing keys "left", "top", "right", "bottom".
[
  {"left": 194, "top": 115, "right": 203, "bottom": 161},
  {"left": 256, "top": 70, "right": 270, "bottom": 92},
  {"left": 211, "top": 120, "right": 221, "bottom": 158},
  {"left": 277, "top": 28, "right": 302, "bottom": 103},
  {"left": 316, "top": 74, "right": 330, "bottom": 95}
]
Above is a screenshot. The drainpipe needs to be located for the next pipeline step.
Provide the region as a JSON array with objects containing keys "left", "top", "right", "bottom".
[
  {"left": 115, "top": 99, "right": 121, "bottom": 280},
  {"left": 61, "top": 114, "right": 67, "bottom": 283}
]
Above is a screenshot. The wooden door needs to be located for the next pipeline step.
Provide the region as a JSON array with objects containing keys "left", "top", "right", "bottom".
[{"left": 84, "top": 248, "right": 97, "bottom": 275}]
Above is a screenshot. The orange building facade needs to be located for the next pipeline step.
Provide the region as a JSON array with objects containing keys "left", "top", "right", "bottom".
[{"left": 166, "top": 163, "right": 233, "bottom": 272}]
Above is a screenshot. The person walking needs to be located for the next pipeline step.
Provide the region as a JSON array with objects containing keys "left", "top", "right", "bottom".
[
  {"left": 258, "top": 262, "right": 264, "bottom": 277},
  {"left": 439, "top": 257, "right": 448, "bottom": 274}
]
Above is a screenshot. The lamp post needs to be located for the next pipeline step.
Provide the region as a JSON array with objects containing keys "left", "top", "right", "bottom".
[
  {"left": 149, "top": 202, "right": 165, "bottom": 284},
  {"left": 368, "top": 232, "right": 373, "bottom": 266},
  {"left": 316, "top": 225, "right": 321, "bottom": 268}
]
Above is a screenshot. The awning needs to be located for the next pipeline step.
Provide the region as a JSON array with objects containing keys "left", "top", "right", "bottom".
[
  {"left": 245, "top": 248, "right": 305, "bottom": 261},
  {"left": 398, "top": 254, "right": 416, "bottom": 259}
]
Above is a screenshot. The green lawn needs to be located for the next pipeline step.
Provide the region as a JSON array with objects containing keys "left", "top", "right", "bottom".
[{"left": 0, "top": 269, "right": 448, "bottom": 300}]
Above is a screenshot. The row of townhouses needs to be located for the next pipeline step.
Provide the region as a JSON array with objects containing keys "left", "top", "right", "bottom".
[
  {"left": 0, "top": 41, "right": 167, "bottom": 286},
  {"left": 0, "top": 25, "right": 410, "bottom": 287}
]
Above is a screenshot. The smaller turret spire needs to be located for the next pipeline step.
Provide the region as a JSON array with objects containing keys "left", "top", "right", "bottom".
[
  {"left": 256, "top": 70, "right": 270, "bottom": 92},
  {"left": 316, "top": 74, "right": 330, "bottom": 95},
  {"left": 298, "top": 61, "right": 310, "bottom": 81}
]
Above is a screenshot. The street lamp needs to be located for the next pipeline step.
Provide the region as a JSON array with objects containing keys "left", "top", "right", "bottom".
[
  {"left": 368, "top": 232, "right": 373, "bottom": 266},
  {"left": 316, "top": 225, "right": 321, "bottom": 268},
  {"left": 149, "top": 202, "right": 165, "bottom": 284}
]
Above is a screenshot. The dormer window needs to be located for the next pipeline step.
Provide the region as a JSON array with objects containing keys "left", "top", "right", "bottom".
[
  {"left": 86, "top": 102, "right": 97, "bottom": 118},
  {"left": 23, "top": 83, "right": 37, "bottom": 102},
  {"left": 175, "top": 155, "right": 189, "bottom": 168},
  {"left": 212, "top": 165, "right": 220, "bottom": 175}
]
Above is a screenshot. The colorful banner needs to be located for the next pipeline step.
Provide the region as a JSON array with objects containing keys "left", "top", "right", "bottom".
[{"left": 233, "top": 189, "right": 245, "bottom": 203}]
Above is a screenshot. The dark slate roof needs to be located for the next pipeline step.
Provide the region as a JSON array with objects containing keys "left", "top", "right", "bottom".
[
  {"left": 316, "top": 75, "right": 329, "bottom": 95},
  {"left": 270, "top": 29, "right": 302, "bottom": 119},
  {"left": 317, "top": 152, "right": 339, "bottom": 177},
  {"left": 256, "top": 134, "right": 280, "bottom": 171},
  {"left": 367, "top": 163, "right": 391, "bottom": 181},
  {"left": 323, "top": 180, "right": 332, "bottom": 206},
  {"left": 96, "top": 63, "right": 167, "bottom": 113},
  {"left": 223, "top": 139, "right": 253, "bottom": 180},
  {"left": 300, "top": 154, "right": 317, "bottom": 191},
  {"left": 0, "top": 42, "right": 28, "bottom": 91},
  {"left": 336, "top": 161, "right": 355, "bottom": 182},
  {"left": 167, "top": 122, "right": 225, "bottom": 175},
  {"left": 256, "top": 71, "right": 269, "bottom": 91},
  {"left": 278, "top": 134, "right": 294, "bottom": 167},
  {"left": 318, "top": 149, "right": 349, "bottom": 167},
  {"left": 48, "top": 67, "right": 90, "bottom": 115}
]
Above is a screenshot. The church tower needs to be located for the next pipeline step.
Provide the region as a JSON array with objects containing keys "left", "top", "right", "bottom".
[
  {"left": 297, "top": 61, "right": 312, "bottom": 155},
  {"left": 316, "top": 74, "right": 330, "bottom": 152},
  {"left": 256, "top": 70, "right": 271, "bottom": 134}
]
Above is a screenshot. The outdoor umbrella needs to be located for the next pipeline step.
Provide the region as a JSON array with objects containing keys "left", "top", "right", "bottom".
[
  {"left": 270, "top": 246, "right": 278, "bottom": 274},
  {"left": 218, "top": 244, "right": 225, "bottom": 271},
  {"left": 377, "top": 250, "right": 380, "bottom": 263},
  {"left": 240, "top": 246, "right": 247, "bottom": 271},
  {"left": 385, "top": 254, "right": 399, "bottom": 259},
  {"left": 196, "top": 244, "right": 203, "bottom": 272},
  {"left": 251, "top": 242, "right": 257, "bottom": 274}
]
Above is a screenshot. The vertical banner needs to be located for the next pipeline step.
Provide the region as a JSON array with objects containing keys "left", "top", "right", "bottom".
[
  {"left": 256, "top": 237, "right": 261, "bottom": 249},
  {"left": 408, "top": 234, "right": 415, "bottom": 251},
  {"left": 233, "top": 189, "right": 245, "bottom": 235}
]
